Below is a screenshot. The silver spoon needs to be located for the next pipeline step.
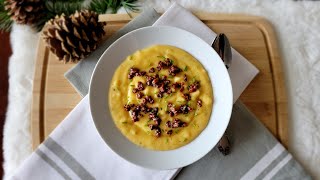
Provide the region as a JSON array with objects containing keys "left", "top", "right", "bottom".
[
  {"left": 212, "top": 33, "right": 232, "bottom": 155},
  {"left": 212, "top": 33, "right": 232, "bottom": 69}
]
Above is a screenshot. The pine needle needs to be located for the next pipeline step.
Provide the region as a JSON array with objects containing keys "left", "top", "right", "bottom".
[
  {"left": 122, "top": 0, "right": 140, "bottom": 12},
  {"left": 0, "top": 0, "right": 13, "bottom": 32}
]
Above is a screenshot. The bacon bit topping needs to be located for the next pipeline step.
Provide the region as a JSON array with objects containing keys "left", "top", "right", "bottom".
[
  {"left": 197, "top": 99, "right": 202, "bottom": 107},
  {"left": 168, "top": 65, "right": 182, "bottom": 76},
  {"left": 137, "top": 81, "right": 145, "bottom": 91},
  {"left": 136, "top": 92, "right": 144, "bottom": 99},
  {"left": 188, "top": 81, "right": 200, "bottom": 93},
  {"left": 149, "top": 67, "right": 155, "bottom": 73},
  {"left": 183, "top": 93, "right": 191, "bottom": 101},
  {"left": 171, "top": 119, "right": 187, "bottom": 128},
  {"left": 184, "top": 74, "right": 188, "bottom": 82}
]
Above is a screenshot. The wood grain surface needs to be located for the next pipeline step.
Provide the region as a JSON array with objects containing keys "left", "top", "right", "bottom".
[{"left": 31, "top": 13, "right": 288, "bottom": 150}]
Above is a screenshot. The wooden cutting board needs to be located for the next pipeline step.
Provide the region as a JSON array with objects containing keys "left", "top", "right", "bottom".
[{"left": 31, "top": 13, "right": 288, "bottom": 150}]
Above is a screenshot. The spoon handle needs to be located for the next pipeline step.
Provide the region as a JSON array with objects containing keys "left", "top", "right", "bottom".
[{"left": 212, "top": 33, "right": 232, "bottom": 156}]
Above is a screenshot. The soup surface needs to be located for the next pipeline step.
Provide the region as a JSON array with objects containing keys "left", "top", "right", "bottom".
[{"left": 109, "top": 45, "right": 213, "bottom": 150}]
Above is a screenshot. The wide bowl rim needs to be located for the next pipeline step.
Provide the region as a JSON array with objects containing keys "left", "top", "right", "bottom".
[{"left": 89, "top": 26, "right": 233, "bottom": 169}]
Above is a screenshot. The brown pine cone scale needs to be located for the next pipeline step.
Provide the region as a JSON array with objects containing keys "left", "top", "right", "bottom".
[{"left": 5, "top": 0, "right": 44, "bottom": 25}]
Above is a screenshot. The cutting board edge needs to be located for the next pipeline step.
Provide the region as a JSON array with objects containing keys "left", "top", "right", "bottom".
[
  {"left": 253, "top": 18, "right": 288, "bottom": 148},
  {"left": 32, "top": 37, "right": 48, "bottom": 150}
]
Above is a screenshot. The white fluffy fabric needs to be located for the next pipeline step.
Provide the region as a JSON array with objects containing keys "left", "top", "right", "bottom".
[
  {"left": 3, "top": 0, "right": 320, "bottom": 179},
  {"left": 3, "top": 24, "right": 39, "bottom": 179}
]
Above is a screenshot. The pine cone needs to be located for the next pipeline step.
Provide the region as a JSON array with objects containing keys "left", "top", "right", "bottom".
[
  {"left": 43, "top": 10, "right": 106, "bottom": 63},
  {"left": 4, "top": 0, "right": 44, "bottom": 25}
]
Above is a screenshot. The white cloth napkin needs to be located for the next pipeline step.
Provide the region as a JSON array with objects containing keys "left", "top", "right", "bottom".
[{"left": 11, "top": 3, "right": 258, "bottom": 180}]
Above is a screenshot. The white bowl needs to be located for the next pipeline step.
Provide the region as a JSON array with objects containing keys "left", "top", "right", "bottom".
[{"left": 89, "top": 26, "right": 233, "bottom": 170}]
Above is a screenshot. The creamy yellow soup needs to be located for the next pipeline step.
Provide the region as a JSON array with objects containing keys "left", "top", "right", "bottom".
[{"left": 109, "top": 45, "right": 213, "bottom": 150}]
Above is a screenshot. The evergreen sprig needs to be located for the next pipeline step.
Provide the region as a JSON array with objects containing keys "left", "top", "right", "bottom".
[
  {"left": 0, "top": 0, "right": 140, "bottom": 32},
  {"left": 46, "top": 0, "right": 83, "bottom": 16},
  {"left": 33, "top": 0, "right": 84, "bottom": 31},
  {"left": 0, "top": 0, "right": 13, "bottom": 32},
  {"left": 90, "top": 0, "right": 109, "bottom": 14},
  {"left": 121, "top": 0, "right": 140, "bottom": 12},
  {"left": 89, "top": 0, "right": 140, "bottom": 14}
]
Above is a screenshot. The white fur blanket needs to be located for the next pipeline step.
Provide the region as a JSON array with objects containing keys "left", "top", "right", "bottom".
[{"left": 3, "top": 0, "right": 320, "bottom": 179}]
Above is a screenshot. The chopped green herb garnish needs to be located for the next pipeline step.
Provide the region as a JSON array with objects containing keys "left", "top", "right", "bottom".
[
  {"left": 164, "top": 95, "right": 171, "bottom": 100},
  {"left": 122, "top": 122, "right": 128, "bottom": 124},
  {"left": 148, "top": 119, "right": 152, "bottom": 122},
  {"left": 160, "top": 108, "right": 163, "bottom": 110},
  {"left": 170, "top": 59, "right": 174, "bottom": 64},
  {"left": 192, "top": 122, "right": 199, "bottom": 128},
  {"left": 174, "top": 130, "right": 180, "bottom": 134},
  {"left": 166, "top": 138, "right": 169, "bottom": 144},
  {"left": 168, "top": 75, "right": 173, "bottom": 78},
  {"left": 184, "top": 66, "right": 188, "bottom": 71},
  {"left": 149, "top": 62, "right": 152, "bottom": 66},
  {"left": 183, "top": 138, "right": 188, "bottom": 142},
  {"left": 146, "top": 131, "right": 151, "bottom": 135},
  {"left": 130, "top": 85, "right": 134, "bottom": 87},
  {"left": 157, "top": 55, "right": 166, "bottom": 60},
  {"left": 194, "top": 108, "right": 199, "bottom": 116},
  {"left": 192, "top": 76, "right": 196, "bottom": 83},
  {"left": 187, "top": 101, "right": 191, "bottom": 106},
  {"left": 161, "top": 129, "right": 164, "bottom": 132}
]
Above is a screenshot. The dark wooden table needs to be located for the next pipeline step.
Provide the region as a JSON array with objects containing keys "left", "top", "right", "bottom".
[{"left": 0, "top": 31, "right": 12, "bottom": 177}]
